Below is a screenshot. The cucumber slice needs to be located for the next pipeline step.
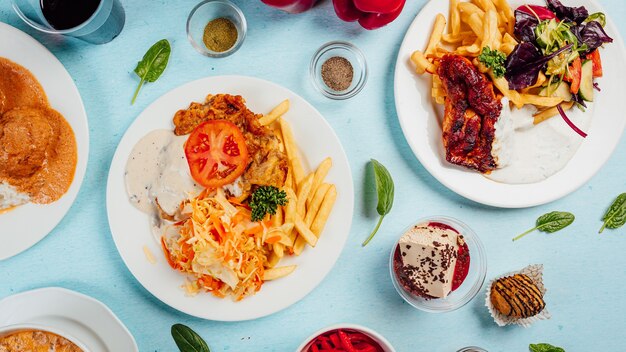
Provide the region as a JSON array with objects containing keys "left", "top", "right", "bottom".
[
  {"left": 579, "top": 59, "right": 594, "bottom": 102},
  {"left": 539, "top": 82, "right": 573, "bottom": 101}
]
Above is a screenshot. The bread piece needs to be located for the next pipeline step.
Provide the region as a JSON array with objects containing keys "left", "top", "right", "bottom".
[{"left": 490, "top": 274, "right": 545, "bottom": 318}]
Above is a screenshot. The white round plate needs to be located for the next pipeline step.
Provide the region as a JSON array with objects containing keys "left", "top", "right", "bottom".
[
  {"left": 106, "top": 76, "right": 354, "bottom": 321},
  {"left": 0, "top": 23, "right": 89, "bottom": 259},
  {"left": 394, "top": 0, "right": 626, "bottom": 208},
  {"left": 0, "top": 287, "right": 138, "bottom": 352}
]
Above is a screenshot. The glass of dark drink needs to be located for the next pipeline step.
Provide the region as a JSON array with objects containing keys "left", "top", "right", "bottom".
[{"left": 12, "top": 0, "right": 125, "bottom": 44}]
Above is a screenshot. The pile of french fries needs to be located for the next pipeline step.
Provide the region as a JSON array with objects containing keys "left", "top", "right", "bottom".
[
  {"left": 257, "top": 99, "right": 338, "bottom": 281},
  {"left": 411, "top": 0, "right": 572, "bottom": 124}
]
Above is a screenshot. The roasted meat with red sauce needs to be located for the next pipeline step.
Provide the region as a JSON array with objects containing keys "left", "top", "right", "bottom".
[
  {"left": 172, "top": 94, "right": 288, "bottom": 195},
  {"left": 437, "top": 54, "right": 503, "bottom": 173}
]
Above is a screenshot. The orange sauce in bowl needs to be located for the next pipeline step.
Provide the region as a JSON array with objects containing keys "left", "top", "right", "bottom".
[{"left": 0, "top": 330, "right": 83, "bottom": 352}]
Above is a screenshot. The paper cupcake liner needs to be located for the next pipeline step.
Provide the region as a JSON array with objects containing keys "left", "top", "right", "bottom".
[{"left": 485, "top": 264, "right": 551, "bottom": 327}]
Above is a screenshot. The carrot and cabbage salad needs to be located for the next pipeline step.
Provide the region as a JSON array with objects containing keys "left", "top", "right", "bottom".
[{"left": 161, "top": 189, "right": 276, "bottom": 301}]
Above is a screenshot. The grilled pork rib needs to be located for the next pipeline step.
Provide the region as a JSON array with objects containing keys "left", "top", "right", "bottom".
[{"left": 437, "top": 55, "right": 503, "bottom": 173}]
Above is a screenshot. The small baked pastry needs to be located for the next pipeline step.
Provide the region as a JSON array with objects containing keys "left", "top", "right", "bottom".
[{"left": 490, "top": 274, "right": 545, "bottom": 318}]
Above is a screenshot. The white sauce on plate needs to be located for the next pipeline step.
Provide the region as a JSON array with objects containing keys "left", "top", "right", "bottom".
[
  {"left": 125, "top": 129, "right": 202, "bottom": 215},
  {"left": 487, "top": 102, "right": 594, "bottom": 184}
]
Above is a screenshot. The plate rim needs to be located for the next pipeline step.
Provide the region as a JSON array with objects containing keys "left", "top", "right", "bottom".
[
  {"left": 393, "top": 0, "right": 626, "bottom": 208},
  {"left": 0, "top": 22, "right": 90, "bottom": 259},
  {"left": 106, "top": 75, "right": 355, "bottom": 321}
]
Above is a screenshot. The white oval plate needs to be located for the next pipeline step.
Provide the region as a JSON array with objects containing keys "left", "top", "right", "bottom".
[
  {"left": 0, "top": 23, "right": 89, "bottom": 259},
  {"left": 106, "top": 76, "right": 354, "bottom": 321},
  {"left": 0, "top": 287, "right": 138, "bottom": 352},
  {"left": 394, "top": 0, "right": 626, "bottom": 208}
]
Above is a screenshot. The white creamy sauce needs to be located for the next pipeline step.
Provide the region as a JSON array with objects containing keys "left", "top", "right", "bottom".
[
  {"left": 487, "top": 102, "right": 594, "bottom": 184},
  {"left": 125, "top": 129, "right": 202, "bottom": 216}
]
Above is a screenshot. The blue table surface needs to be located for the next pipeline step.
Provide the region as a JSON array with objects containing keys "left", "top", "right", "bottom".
[{"left": 1, "top": 1, "right": 625, "bottom": 351}]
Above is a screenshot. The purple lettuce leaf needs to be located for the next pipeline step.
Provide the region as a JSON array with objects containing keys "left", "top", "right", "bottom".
[
  {"left": 514, "top": 9, "right": 539, "bottom": 43},
  {"left": 571, "top": 21, "right": 613, "bottom": 55},
  {"left": 504, "top": 42, "right": 573, "bottom": 90},
  {"left": 546, "top": 0, "right": 588, "bottom": 24}
]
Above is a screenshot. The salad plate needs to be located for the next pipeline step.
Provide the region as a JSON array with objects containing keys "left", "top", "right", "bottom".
[
  {"left": 0, "top": 23, "right": 89, "bottom": 260},
  {"left": 106, "top": 75, "right": 354, "bottom": 321},
  {"left": 0, "top": 287, "right": 138, "bottom": 352},
  {"left": 394, "top": 0, "right": 626, "bottom": 208}
]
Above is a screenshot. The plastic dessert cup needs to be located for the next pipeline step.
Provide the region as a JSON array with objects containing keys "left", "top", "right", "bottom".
[{"left": 389, "top": 215, "right": 487, "bottom": 313}]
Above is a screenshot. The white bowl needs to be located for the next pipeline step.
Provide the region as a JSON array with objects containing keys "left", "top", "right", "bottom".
[
  {"left": 0, "top": 323, "right": 91, "bottom": 351},
  {"left": 296, "top": 323, "right": 395, "bottom": 352}
]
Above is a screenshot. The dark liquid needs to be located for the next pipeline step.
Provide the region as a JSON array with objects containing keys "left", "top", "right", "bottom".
[{"left": 41, "top": 0, "right": 101, "bottom": 30}]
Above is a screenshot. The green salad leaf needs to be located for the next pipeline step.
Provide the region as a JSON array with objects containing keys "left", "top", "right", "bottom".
[
  {"left": 250, "top": 186, "right": 288, "bottom": 222},
  {"left": 362, "top": 159, "right": 394, "bottom": 246},
  {"left": 478, "top": 46, "right": 507, "bottom": 77},
  {"left": 584, "top": 12, "right": 606, "bottom": 27},
  {"left": 132, "top": 39, "right": 171, "bottom": 104},
  {"left": 171, "top": 324, "right": 210, "bottom": 352},
  {"left": 529, "top": 343, "right": 565, "bottom": 352},
  {"left": 513, "top": 211, "right": 575, "bottom": 241},
  {"left": 599, "top": 193, "right": 626, "bottom": 233}
]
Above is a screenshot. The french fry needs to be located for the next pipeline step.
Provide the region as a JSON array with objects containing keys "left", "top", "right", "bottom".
[
  {"left": 297, "top": 174, "right": 313, "bottom": 217},
  {"left": 292, "top": 236, "right": 307, "bottom": 256},
  {"left": 279, "top": 118, "right": 305, "bottom": 187},
  {"left": 425, "top": 14, "right": 446, "bottom": 56},
  {"left": 311, "top": 185, "right": 337, "bottom": 237},
  {"left": 273, "top": 242, "right": 284, "bottom": 258},
  {"left": 449, "top": 0, "right": 461, "bottom": 35},
  {"left": 295, "top": 217, "right": 318, "bottom": 247},
  {"left": 306, "top": 157, "right": 332, "bottom": 207},
  {"left": 499, "top": 42, "right": 516, "bottom": 55},
  {"left": 272, "top": 206, "right": 283, "bottom": 227},
  {"left": 461, "top": 12, "right": 484, "bottom": 38},
  {"left": 305, "top": 183, "right": 331, "bottom": 227},
  {"left": 458, "top": 2, "right": 484, "bottom": 17},
  {"left": 284, "top": 168, "right": 293, "bottom": 190},
  {"left": 519, "top": 94, "right": 564, "bottom": 107},
  {"left": 493, "top": 0, "right": 515, "bottom": 35},
  {"left": 533, "top": 101, "right": 574, "bottom": 124},
  {"left": 266, "top": 252, "right": 280, "bottom": 268},
  {"left": 471, "top": 0, "right": 495, "bottom": 12},
  {"left": 411, "top": 50, "right": 436, "bottom": 75},
  {"left": 283, "top": 187, "right": 297, "bottom": 231},
  {"left": 259, "top": 99, "right": 289, "bottom": 126},
  {"left": 263, "top": 265, "right": 296, "bottom": 281},
  {"left": 443, "top": 31, "right": 475, "bottom": 44}
]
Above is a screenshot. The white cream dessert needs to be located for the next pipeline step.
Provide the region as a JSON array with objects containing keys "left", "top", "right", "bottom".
[{"left": 397, "top": 223, "right": 463, "bottom": 298}]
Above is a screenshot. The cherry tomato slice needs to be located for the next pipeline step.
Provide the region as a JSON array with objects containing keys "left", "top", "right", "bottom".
[{"left": 184, "top": 120, "right": 249, "bottom": 188}]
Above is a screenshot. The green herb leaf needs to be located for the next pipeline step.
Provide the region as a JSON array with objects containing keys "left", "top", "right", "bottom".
[
  {"left": 478, "top": 46, "right": 507, "bottom": 77},
  {"left": 513, "top": 211, "right": 575, "bottom": 241},
  {"left": 362, "top": 159, "right": 394, "bottom": 246},
  {"left": 599, "top": 193, "right": 626, "bottom": 233},
  {"left": 132, "top": 39, "right": 171, "bottom": 104},
  {"left": 171, "top": 324, "right": 210, "bottom": 352},
  {"left": 584, "top": 12, "right": 606, "bottom": 27},
  {"left": 529, "top": 343, "right": 565, "bottom": 352},
  {"left": 250, "top": 186, "right": 288, "bottom": 222}
]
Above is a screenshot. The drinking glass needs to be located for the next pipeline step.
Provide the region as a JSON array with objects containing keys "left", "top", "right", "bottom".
[{"left": 12, "top": 0, "right": 125, "bottom": 44}]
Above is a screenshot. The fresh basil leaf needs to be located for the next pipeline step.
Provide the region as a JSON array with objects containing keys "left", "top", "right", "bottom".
[
  {"left": 536, "top": 211, "right": 575, "bottom": 233},
  {"left": 171, "top": 324, "right": 210, "bottom": 352},
  {"left": 513, "top": 211, "right": 574, "bottom": 241},
  {"left": 132, "top": 39, "right": 171, "bottom": 104},
  {"left": 362, "top": 159, "right": 394, "bottom": 246},
  {"left": 529, "top": 343, "right": 565, "bottom": 352},
  {"left": 599, "top": 193, "right": 626, "bottom": 233}
]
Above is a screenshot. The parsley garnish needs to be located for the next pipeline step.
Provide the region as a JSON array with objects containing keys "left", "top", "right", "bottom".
[
  {"left": 478, "top": 46, "right": 507, "bottom": 78},
  {"left": 250, "top": 186, "right": 288, "bottom": 222}
]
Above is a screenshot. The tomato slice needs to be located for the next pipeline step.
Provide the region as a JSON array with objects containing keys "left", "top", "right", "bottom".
[{"left": 184, "top": 120, "right": 249, "bottom": 188}]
